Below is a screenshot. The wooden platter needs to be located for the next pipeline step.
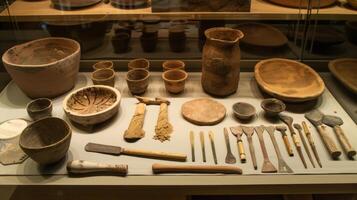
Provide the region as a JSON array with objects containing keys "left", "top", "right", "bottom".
[
  {"left": 236, "top": 23, "right": 288, "bottom": 48},
  {"left": 267, "top": 0, "right": 337, "bottom": 8},
  {"left": 181, "top": 98, "right": 226, "bottom": 126},
  {"left": 328, "top": 58, "right": 357, "bottom": 94},
  {"left": 254, "top": 58, "right": 325, "bottom": 102}
]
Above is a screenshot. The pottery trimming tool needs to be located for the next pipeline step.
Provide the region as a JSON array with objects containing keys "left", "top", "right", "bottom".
[
  {"left": 294, "top": 123, "right": 315, "bottom": 168},
  {"left": 241, "top": 126, "right": 257, "bottom": 170},
  {"left": 223, "top": 128, "right": 237, "bottom": 164},
  {"left": 276, "top": 125, "right": 294, "bottom": 156},
  {"left": 200, "top": 131, "right": 206, "bottom": 162},
  {"left": 302, "top": 121, "right": 322, "bottom": 167},
  {"left": 208, "top": 131, "right": 218, "bottom": 164},
  {"left": 190, "top": 131, "right": 195, "bottom": 162},
  {"left": 255, "top": 126, "right": 277, "bottom": 173}
]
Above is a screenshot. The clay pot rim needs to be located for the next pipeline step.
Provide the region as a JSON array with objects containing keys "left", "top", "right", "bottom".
[
  {"left": 126, "top": 68, "right": 150, "bottom": 82},
  {"left": 113, "top": 32, "right": 130, "bottom": 39},
  {"left": 261, "top": 98, "right": 286, "bottom": 114},
  {"left": 92, "top": 60, "right": 114, "bottom": 70},
  {"left": 204, "top": 27, "right": 244, "bottom": 44},
  {"left": 26, "top": 98, "right": 53, "bottom": 113},
  {"left": 162, "top": 60, "right": 186, "bottom": 71},
  {"left": 232, "top": 102, "right": 256, "bottom": 119},
  {"left": 2, "top": 37, "right": 81, "bottom": 68},
  {"left": 128, "top": 58, "right": 150, "bottom": 70},
  {"left": 63, "top": 85, "right": 121, "bottom": 117},
  {"left": 19, "top": 117, "right": 71, "bottom": 150},
  {"left": 91, "top": 68, "right": 115, "bottom": 81},
  {"left": 162, "top": 69, "right": 188, "bottom": 82}
]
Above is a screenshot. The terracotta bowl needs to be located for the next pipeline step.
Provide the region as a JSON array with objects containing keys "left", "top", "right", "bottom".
[
  {"left": 126, "top": 69, "right": 150, "bottom": 95},
  {"left": 91, "top": 68, "right": 116, "bottom": 87},
  {"left": 261, "top": 98, "right": 286, "bottom": 117},
  {"left": 92, "top": 61, "right": 114, "bottom": 71},
  {"left": 26, "top": 98, "right": 53, "bottom": 121},
  {"left": 162, "top": 69, "right": 188, "bottom": 94},
  {"left": 2, "top": 37, "right": 80, "bottom": 99},
  {"left": 232, "top": 102, "right": 256, "bottom": 120},
  {"left": 63, "top": 85, "right": 121, "bottom": 126},
  {"left": 162, "top": 60, "right": 185, "bottom": 71},
  {"left": 128, "top": 58, "right": 150, "bottom": 71},
  {"left": 19, "top": 117, "right": 72, "bottom": 165}
]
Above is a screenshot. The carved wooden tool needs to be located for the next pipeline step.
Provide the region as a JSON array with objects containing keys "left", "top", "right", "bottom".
[
  {"left": 200, "top": 131, "right": 206, "bottom": 162},
  {"left": 67, "top": 160, "right": 128, "bottom": 176},
  {"left": 152, "top": 163, "right": 242, "bottom": 174},
  {"left": 294, "top": 123, "right": 315, "bottom": 168},
  {"left": 255, "top": 126, "right": 277, "bottom": 173},
  {"left": 276, "top": 125, "right": 294, "bottom": 156},
  {"left": 124, "top": 102, "right": 146, "bottom": 142},
  {"left": 265, "top": 126, "right": 293, "bottom": 173},
  {"left": 305, "top": 110, "right": 341, "bottom": 159},
  {"left": 302, "top": 121, "right": 322, "bottom": 167},
  {"left": 241, "top": 126, "right": 257, "bottom": 170},
  {"left": 322, "top": 115, "right": 356, "bottom": 158},
  {"left": 230, "top": 126, "right": 246, "bottom": 163},
  {"left": 223, "top": 128, "right": 236, "bottom": 164},
  {"left": 190, "top": 131, "right": 195, "bottom": 162},
  {"left": 208, "top": 131, "right": 218, "bottom": 164},
  {"left": 280, "top": 114, "right": 307, "bottom": 168},
  {"left": 85, "top": 143, "right": 187, "bottom": 161}
]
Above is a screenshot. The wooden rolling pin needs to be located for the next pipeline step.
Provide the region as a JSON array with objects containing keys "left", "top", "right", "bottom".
[
  {"left": 67, "top": 160, "right": 128, "bottom": 175},
  {"left": 152, "top": 163, "right": 243, "bottom": 174}
]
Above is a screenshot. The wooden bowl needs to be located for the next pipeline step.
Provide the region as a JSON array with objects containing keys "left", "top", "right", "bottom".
[
  {"left": 93, "top": 61, "right": 114, "bottom": 71},
  {"left": 328, "top": 58, "right": 357, "bottom": 94},
  {"left": 255, "top": 58, "right": 325, "bottom": 102},
  {"left": 232, "top": 102, "right": 256, "bottom": 120},
  {"left": 261, "top": 98, "right": 286, "bottom": 117},
  {"left": 128, "top": 58, "right": 150, "bottom": 71},
  {"left": 2, "top": 37, "right": 80, "bottom": 98},
  {"left": 26, "top": 98, "right": 53, "bottom": 121},
  {"left": 162, "top": 69, "right": 188, "bottom": 94},
  {"left": 63, "top": 85, "right": 121, "bottom": 126},
  {"left": 267, "top": 0, "right": 337, "bottom": 8},
  {"left": 19, "top": 117, "right": 71, "bottom": 165}
]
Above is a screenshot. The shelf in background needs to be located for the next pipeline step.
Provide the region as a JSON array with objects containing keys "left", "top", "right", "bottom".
[{"left": 1, "top": 0, "right": 356, "bottom": 22}]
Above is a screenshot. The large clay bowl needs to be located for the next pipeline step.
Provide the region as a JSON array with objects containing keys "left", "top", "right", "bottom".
[
  {"left": 328, "top": 58, "right": 357, "bottom": 94},
  {"left": 2, "top": 37, "right": 80, "bottom": 99},
  {"left": 254, "top": 58, "right": 325, "bottom": 102},
  {"left": 19, "top": 117, "right": 72, "bottom": 165},
  {"left": 267, "top": 0, "right": 337, "bottom": 8},
  {"left": 63, "top": 85, "right": 121, "bottom": 126}
]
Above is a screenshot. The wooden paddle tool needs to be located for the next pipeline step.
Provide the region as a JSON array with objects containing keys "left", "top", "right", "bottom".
[{"left": 230, "top": 126, "right": 246, "bottom": 163}]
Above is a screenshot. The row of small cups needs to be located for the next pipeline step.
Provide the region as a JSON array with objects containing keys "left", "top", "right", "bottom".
[{"left": 91, "top": 59, "right": 188, "bottom": 94}]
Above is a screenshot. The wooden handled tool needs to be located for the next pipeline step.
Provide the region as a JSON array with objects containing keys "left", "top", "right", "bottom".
[
  {"left": 223, "top": 128, "right": 236, "bottom": 164},
  {"left": 276, "top": 126, "right": 294, "bottom": 156},
  {"left": 230, "top": 126, "right": 246, "bottom": 163},
  {"left": 241, "top": 126, "right": 257, "bottom": 170},
  {"left": 152, "top": 163, "right": 242, "bottom": 174},
  {"left": 294, "top": 123, "right": 315, "bottom": 168},
  {"left": 200, "top": 131, "right": 206, "bottom": 162},
  {"left": 255, "top": 126, "right": 277, "bottom": 173},
  {"left": 208, "top": 131, "right": 218, "bottom": 164},
  {"left": 124, "top": 103, "right": 146, "bottom": 142},
  {"left": 305, "top": 110, "right": 341, "bottom": 159},
  {"left": 302, "top": 121, "right": 322, "bottom": 167},
  {"left": 85, "top": 143, "right": 187, "bottom": 161},
  {"left": 190, "top": 131, "right": 195, "bottom": 162},
  {"left": 67, "top": 160, "right": 128, "bottom": 175}
]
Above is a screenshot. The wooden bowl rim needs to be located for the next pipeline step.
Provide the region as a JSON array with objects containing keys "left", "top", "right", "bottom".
[{"left": 328, "top": 58, "right": 357, "bottom": 94}]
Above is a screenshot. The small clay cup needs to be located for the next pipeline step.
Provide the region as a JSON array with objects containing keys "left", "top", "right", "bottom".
[
  {"left": 162, "top": 69, "right": 188, "bottom": 94},
  {"left": 91, "top": 68, "right": 116, "bottom": 87},
  {"left": 140, "top": 34, "right": 158, "bottom": 52},
  {"left": 169, "top": 27, "right": 186, "bottom": 52},
  {"left": 162, "top": 60, "right": 185, "bottom": 71},
  {"left": 19, "top": 117, "right": 72, "bottom": 165},
  {"left": 232, "top": 102, "right": 256, "bottom": 120},
  {"left": 128, "top": 58, "right": 150, "bottom": 71},
  {"left": 112, "top": 33, "right": 130, "bottom": 53},
  {"left": 26, "top": 98, "right": 53, "bottom": 121},
  {"left": 92, "top": 61, "right": 114, "bottom": 71},
  {"left": 126, "top": 69, "right": 150, "bottom": 95},
  {"left": 114, "top": 26, "right": 132, "bottom": 39},
  {"left": 261, "top": 98, "right": 286, "bottom": 117}
]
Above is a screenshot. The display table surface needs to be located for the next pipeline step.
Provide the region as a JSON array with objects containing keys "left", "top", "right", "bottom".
[{"left": 0, "top": 72, "right": 356, "bottom": 194}]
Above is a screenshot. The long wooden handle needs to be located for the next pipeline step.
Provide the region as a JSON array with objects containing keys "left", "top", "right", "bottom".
[
  {"left": 317, "top": 125, "right": 341, "bottom": 159},
  {"left": 152, "top": 163, "right": 242, "bottom": 174},
  {"left": 237, "top": 140, "right": 246, "bottom": 162},
  {"left": 334, "top": 126, "right": 356, "bottom": 158},
  {"left": 124, "top": 103, "right": 146, "bottom": 141},
  {"left": 283, "top": 135, "right": 294, "bottom": 156},
  {"left": 123, "top": 148, "right": 187, "bottom": 162},
  {"left": 247, "top": 136, "right": 257, "bottom": 170},
  {"left": 302, "top": 121, "right": 314, "bottom": 146},
  {"left": 67, "top": 160, "right": 128, "bottom": 175}
]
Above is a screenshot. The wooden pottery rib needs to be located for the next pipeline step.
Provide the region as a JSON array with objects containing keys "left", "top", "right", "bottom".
[
  {"left": 236, "top": 23, "right": 288, "bottom": 48},
  {"left": 267, "top": 0, "right": 337, "bottom": 8},
  {"left": 328, "top": 58, "right": 357, "bottom": 94},
  {"left": 255, "top": 126, "right": 277, "bottom": 173},
  {"left": 181, "top": 98, "right": 226, "bottom": 125},
  {"left": 254, "top": 58, "right": 325, "bottom": 102}
]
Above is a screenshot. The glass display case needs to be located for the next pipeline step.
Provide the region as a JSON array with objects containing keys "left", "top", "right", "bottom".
[{"left": 0, "top": 0, "right": 356, "bottom": 199}]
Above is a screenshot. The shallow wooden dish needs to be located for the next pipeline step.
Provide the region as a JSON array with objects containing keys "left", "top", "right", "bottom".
[
  {"left": 236, "top": 23, "right": 287, "bottom": 48},
  {"left": 328, "top": 58, "right": 357, "bottom": 94},
  {"left": 255, "top": 58, "right": 325, "bottom": 102},
  {"left": 63, "top": 85, "right": 121, "bottom": 126},
  {"left": 267, "top": 0, "right": 337, "bottom": 8}
]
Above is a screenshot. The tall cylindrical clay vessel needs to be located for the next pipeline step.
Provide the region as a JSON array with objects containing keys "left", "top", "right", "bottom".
[{"left": 201, "top": 27, "right": 244, "bottom": 96}]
